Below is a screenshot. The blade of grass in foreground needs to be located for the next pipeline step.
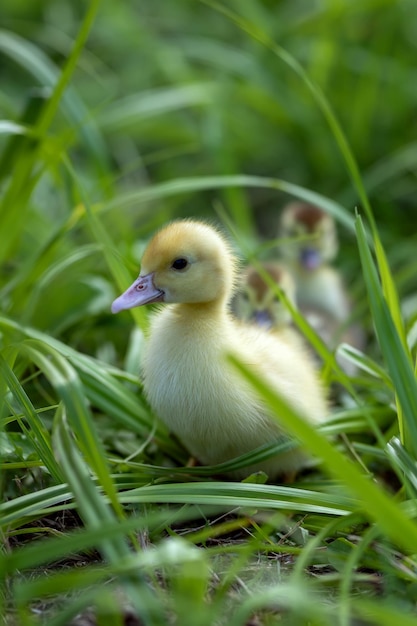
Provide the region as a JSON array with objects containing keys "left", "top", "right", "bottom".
[
  {"left": 229, "top": 581, "right": 333, "bottom": 626},
  {"left": 53, "top": 413, "right": 133, "bottom": 564},
  {"left": 4, "top": 507, "right": 197, "bottom": 574},
  {"left": 338, "top": 524, "right": 380, "bottom": 626},
  {"left": 119, "top": 481, "right": 353, "bottom": 516},
  {"left": 19, "top": 339, "right": 124, "bottom": 517},
  {"left": 53, "top": 414, "right": 162, "bottom": 626},
  {"left": 356, "top": 214, "right": 417, "bottom": 458},
  {"left": 353, "top": 599, "right": 417, "bottom": 626},
  {"left": 0, "top": 353, "right": 64, "bottom": 484},
  {"left": 0, "top": 316, "right": 182, "bottom": 457},
  {"left": 228, "top": 355, "right": 417, "bottom": 555}
]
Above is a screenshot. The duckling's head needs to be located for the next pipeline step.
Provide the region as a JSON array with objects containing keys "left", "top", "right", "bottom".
[
  {"left": 233, "top": 262, "right": 296, "bottom": 328},
  {"left": 111, "top": 220, "right": 238, "bottom": 313},
  {"left": 280, "top": 202, "right": 338, "bottom": 271}
]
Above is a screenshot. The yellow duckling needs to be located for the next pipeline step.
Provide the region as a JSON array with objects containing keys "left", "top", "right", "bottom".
[
  {"left": 112, "top": 220, "right": 328, "bottom": 480},
  {"left": 233, "top": 262, "right": 296, "bottom": 330}
]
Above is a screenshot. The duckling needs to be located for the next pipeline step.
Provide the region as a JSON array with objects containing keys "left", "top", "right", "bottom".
[
  {"left": 111, "top": 220, "right": 328, "bottom": 480},
  {"left": 232, "top": 262, "right": 296, "bottom": 330},
  {"left": 280, "top": 202, "right": 364, "bottom": 375},
  {"left": 233, "top": 262, "right": 337, "bottom": 367},
  {"left": 280, "top": 202, "right": 350, "bottom": 321}
]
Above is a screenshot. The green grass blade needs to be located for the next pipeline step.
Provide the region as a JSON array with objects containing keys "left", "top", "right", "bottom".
[
  {"left": 120, "top": 481, "right": 354, "bottom": 516},
  {"left": 0, "top": 485, "right": 74, "bottom": 528},
  {"left": 0, "top": 316, "right": 183, "bottom": 458},
  {"left": 0, "top": 353, "right": 63, "bottom": 483},
  {"left": 4, "top": 508, "right": 187, "bottom": 573},
  {"left": 53, "top": 413, "right": 129, "bottom": 562},
  {"left": 18, "top": 340, "right": 124, "bottom": 518},
  {"left": 338, "top": 525, "right": 380, "bottom": 626},
  {"left": 0, "top": 1, "right": 106, "bottom": 268},
  {"left": 374, "top": 235, "right": 408, "bottom": 348},
  {"left": 0, "top": 90, "right": 44, "bottom": 185},
  {"left": 98, "top": 83, "right": 214, "bottom": 130},
  {"left": 228, "top": 354, "right": 417, "bottom": 554},
  {"left": 64, "top": 156, "right": 148, "bottom": 330},
  {"left": 101, "top": 174, "right": 356, "bottom": 233},
  {"left": 386, "top": 436, "right": 417, "bottom": 497},
  {"left": 336, "top": 344, "right": 393, "bottom": 387},
  {"left": 355, "top": 214, "right": 417, "bottom": 457},
  {"left": 51, "top": 417, "right": 163, "bottom": 626},
  {"left": 0, "top": 5, "right": 106, "bottom": 166},
  {"left": 353, "top": 599, "right": 417, "bottom": 626}
]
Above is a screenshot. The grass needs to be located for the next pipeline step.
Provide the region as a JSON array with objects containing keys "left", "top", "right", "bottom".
[{"left": 1, "top": 0, "right": 417, "bottom": 624}]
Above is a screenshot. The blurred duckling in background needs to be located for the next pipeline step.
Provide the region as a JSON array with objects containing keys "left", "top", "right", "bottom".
[
  {"left": 280, "top": 202, "right": 349, "bottom": 321},
  {"left": 112, "top": 219, "right": 328, "bottom": 481},
  {"left": 279, "top": 202, "right": 365, "bottom": 375},
  {"left": 233, "top": 261, "right": 296, "bottom": 330},
  {"left": 233, "top": 260, "right": 344, "bottom": 363}
]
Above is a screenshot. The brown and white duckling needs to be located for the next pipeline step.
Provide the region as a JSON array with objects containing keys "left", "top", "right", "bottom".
[
  {"left": 280, "top": 202, "right": 350, "bottom": 321},
  {"left": 279, "top": 202, "right": 364, "bottom": 374},
  {"left": 233, "top": 261, "right": 338, "bottom": 367},
  {"left": 112, "top": 220, "right": 328, "bottom": 480},
  {"left": 232, "top": 261, "right": 296, "bottom": 330}
]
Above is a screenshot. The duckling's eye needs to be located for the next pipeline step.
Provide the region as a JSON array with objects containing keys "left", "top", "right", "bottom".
[{"left": 171, "top": 258, "right": 188, "bottom": 271}]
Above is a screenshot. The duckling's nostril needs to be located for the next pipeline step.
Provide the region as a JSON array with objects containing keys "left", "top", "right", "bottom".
[{"left": 111, "top": 272, "right": 164, "bottom": 313}]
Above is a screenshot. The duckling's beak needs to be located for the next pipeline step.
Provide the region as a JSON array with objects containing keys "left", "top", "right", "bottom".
[
  {"left": 111, "top": 273, "right": 164, "bottom": 313},
  {"left": 252, "top": 310, "right": 273, "bottom": 328},
  {"left": 300, "top": 247, "right": 321, "bottom": 271}
]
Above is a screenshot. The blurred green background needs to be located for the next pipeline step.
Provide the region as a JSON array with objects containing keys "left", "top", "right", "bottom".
[
  {"left": 0, "top": 0, "right": 417, "bottom": 258},
  {"left": 1, "top": 0, "right": 417, "bottom": 425},
  {"left": 1, "top": 0, "right": 416, "bottom": 351}
]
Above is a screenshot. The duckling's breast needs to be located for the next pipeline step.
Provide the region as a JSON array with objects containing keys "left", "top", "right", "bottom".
[
  {"left": 141, "top": 305, "right": 327, "bottom": 479},
  {"left": 296, "top": 267, "right": 350, "bottom": 321},
  {"left": 142, "top": 307, "right": 284, "bottom": 467}
]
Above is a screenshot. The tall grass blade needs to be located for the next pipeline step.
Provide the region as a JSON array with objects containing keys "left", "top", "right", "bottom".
[
  {"left": 355, "top": 214, "right": 417, "bottom": 457},
  {"left": 0, "top": 352, "right": 64, "bottom": 483},
  {"left": 0, "top": 484, "right": 73, "bottom": 528},
  {"left": 228, "top": 355, "right": 417, "bottom": 554},
  {"left": 102, "top": 174, "right": 356, "bottom": 232},
  {"left": 19, "top": 340, "right": 124, "bottom": 517},
  {"left": 120, "top": 481, "right": 354, "bottom": 516},
  {"left": 52, "top": 416, "right": 163, "bottom": 626},
  {"left": 99, "top": 83, "right": 214, "bottom": 130},
  {"left": 0, "top": 316, "right": 182, "bottom": 456}
]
